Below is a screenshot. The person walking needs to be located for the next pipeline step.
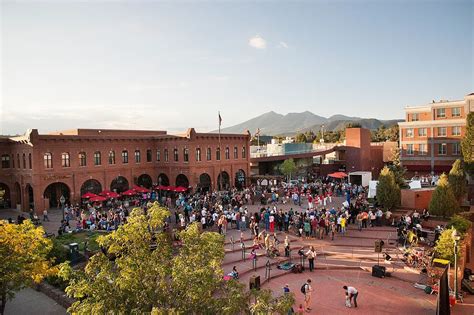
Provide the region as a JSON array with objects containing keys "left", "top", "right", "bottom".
[
  {"left": 305, "top": 246, "right": 317, "bottom": 272},
  {"left": 302, "top": 279, "right": 313, "bottom": 313},
  {"left": 343, "top": 285, "right": 358, "bottom": 308}
]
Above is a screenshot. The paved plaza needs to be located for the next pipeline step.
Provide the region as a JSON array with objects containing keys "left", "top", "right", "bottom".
[{"left": 0, "top": 197, "right": 465, "bottom": 314}]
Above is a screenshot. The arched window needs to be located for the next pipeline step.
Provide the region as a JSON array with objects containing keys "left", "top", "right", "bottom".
[
  {"left": 183, "top": 148, "right": 189, "bottom": 162},
  {"left": 207, "top": 148, "right": 212, "bottom": 161},
  {"left": 234, "top": 146, "right": 238, "bottom": 159},
  {"left": 146, "top": 149, "right": 152, "bottom": 162},
  {"left": 216, "top": 148, "right": 221, "bottom": 161},
  {"left": 22, "top": 153, "right": 26, "bottom": 169},
  {"left": 173, "top": 148, "right": 178, "bottom": 162},
  {"left": 1, "top": 155, "right": 10, "bottom": 168},
  {"left": 79, "top": 152, "right": 87, "bottom": 166},
  {"left": 12, "top": 155, "right": 14, "bottom": 168},
  {"left": 242, "top": 146, "right": 247, "bottom": 159},
  {"left": 94, "top": 151, "right": 101, "bottom": 165},
  {"left": 44, "top": 152, "right": 52, "bottom": 169},
  {"left": 225, "top": 147, "right": 230, "bottom": 160},
  {"left": 28, "top": 153, "right": 32, "bottom": 169},
  {"left": 16, "top": 154, "right": 20, "bottom": 169},
  {"left": 108, "top": 150, "right": 115, "bottom": 165},
  {"left": 156, "top": 149, "right": 161, "bottom": 162},
  {"left": 164, "top": 149, "right": 169, "bottom": 162},
  {"left": 61, "top": 152, "right": 70, "bottom": 167},
  {"left": 122, "top": 150, "right": 128, "bottom": 164},
  {"left": 196, "top": 148, "right": 201, "bottom": 161},
  {"left": 135, "top": 150, "right": 141, "bottom": 163}
]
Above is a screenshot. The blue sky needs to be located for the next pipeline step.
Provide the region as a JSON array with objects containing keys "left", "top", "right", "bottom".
[{"left": 1, "top": 0, "right": 473, "bottom": 134}]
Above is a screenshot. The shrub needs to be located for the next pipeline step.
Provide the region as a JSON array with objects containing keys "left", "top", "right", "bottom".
[
  {"left": 447, "top": 215, "right": 472, "bottom": 236},
  {"left": 434, "top": 228, "right": 458, "bottom": 264}
]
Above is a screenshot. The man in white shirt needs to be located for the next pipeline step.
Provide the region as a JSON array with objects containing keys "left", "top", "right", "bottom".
[{"left": 343, "top": 285, "right": 358, "bottom": 308}]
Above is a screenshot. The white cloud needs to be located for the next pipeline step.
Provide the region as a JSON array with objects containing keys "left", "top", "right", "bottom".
[
  {"left": 248, "top": 35, "right": 267, "bottom": 49},
  {"left": 278, "top": 41, "right": 289, "bottom": 49}
]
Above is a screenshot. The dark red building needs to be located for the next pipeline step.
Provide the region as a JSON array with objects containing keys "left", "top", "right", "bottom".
[{"left": 0, "top": 128, "right": 250, "bottom": 214}]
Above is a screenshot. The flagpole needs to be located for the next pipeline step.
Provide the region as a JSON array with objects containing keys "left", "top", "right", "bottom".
[{"left": 218, "top": 111, "right": 222, "bottom": 191}]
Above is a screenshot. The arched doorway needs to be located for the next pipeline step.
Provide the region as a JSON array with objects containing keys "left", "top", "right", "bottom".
[
  {"left": 0, "top": 183, "right": 11, "bottom": 208},
  {"left": 175, "top": 174, "right": 189, "bottom": 188},
  {"left": 13, "top": 182, "right": 21, "bottom": 208},
  {"left": 43, "top": 182, "right": 70, "bottom": 208},
  {"left": 217, "top": 171, "right": 230, "bottom": 191},
  {"left": 80, "top": 179, "right": 102, "bottom": 196},
  {"left": 137, "top": 174, "right": 153, "bottom": 188},
  {"left": 199, "top": 173, "right": 212, "bottom": 192},
  {"left": 235, "top": 169, "right": 246, "bottom": 190},
  {"left": 110, "top": 176, "right": 129, "bottom": 193},
  {"left": 26, "top": 184, "right": 34, "bottom": 210},
  {"left": 158, "top": 173, "right": 170, "bottom": 186}
]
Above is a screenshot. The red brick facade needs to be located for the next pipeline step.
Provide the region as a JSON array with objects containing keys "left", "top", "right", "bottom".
[
  {"left": 0, "top": 128, "right": 250, "bottom": 214},
  {"left": 398, "top": 93, "right": 474, "bottom": 174}
]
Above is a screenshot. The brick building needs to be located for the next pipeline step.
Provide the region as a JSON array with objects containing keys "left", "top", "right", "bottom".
[
  {"left": 0, "top": 128, "right": 250, "bottom": 214},
  {"left": 398, "top": 93, "right": 474, "bottom": 174}
]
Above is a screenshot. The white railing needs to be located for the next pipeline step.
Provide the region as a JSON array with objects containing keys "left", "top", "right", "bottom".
[{"left": 250, "top": 143, "right": 339, "bottom": 158}]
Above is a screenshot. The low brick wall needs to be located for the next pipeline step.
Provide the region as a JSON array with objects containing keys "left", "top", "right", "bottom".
[{"left": 36, "top": 282, "right": 74, "bottom": 310}]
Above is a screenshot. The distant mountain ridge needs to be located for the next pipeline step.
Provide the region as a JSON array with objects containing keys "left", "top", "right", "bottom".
[{"left": 215, "top": 111, "right": 402, "bottom": 136}]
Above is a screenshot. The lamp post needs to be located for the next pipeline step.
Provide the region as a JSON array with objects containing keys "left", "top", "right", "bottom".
[{"left": 452, "top": 229, "right": 461, "bottom": 300}]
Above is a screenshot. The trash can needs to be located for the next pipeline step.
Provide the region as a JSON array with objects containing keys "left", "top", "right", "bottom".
[
  {"left": 68, "top": 243, "right": 80, "bottom": 263},
  {"left": 249, "top": 275, "right": 260, "bottom": 290}
]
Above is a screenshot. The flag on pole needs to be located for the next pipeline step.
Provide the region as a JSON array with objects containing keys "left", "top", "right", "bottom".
[
  {"left": 218, "top": 112, "right": 222, "bottom": 127},
  {"left": 255, "top": 128, "right": 260, "bottom": 136}
]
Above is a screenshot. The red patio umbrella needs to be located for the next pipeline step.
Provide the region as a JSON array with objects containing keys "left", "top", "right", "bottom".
[
  {"left": 89, "top": 195, "right": 107, "bottom": 202},
  {"left": 81, "top": 192, "right": 98, "bottom": 199},
  {"left": 328, "top": 172, "right": 348, "bottom": 179},
  {"left": 122, "top": 189, "right": 137, "bottom": 196},
  {"left": 99, "top": 190, "right": 113, "bottom": 197},
  {"left": 133, "top": 185, "right": 150, "bottom": 193},
  {"left": 174, "top": 186, "right": 187, "bottom": 192},
  {"left": 107, "top": 191, "right": 120, "bottom": 198},
  {"left": 158, "top": 185, "right": 168, "bottom": 190},
  {"left": 166, "top": 186, "right": 176, "bottom": 191}
]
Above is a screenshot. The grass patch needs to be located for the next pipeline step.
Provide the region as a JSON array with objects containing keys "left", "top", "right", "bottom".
[{"left": 55, "top": 231, "right": 105, "bottom": 252}]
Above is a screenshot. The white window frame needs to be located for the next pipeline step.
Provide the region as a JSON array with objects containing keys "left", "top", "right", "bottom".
[
  {"left": 436, "top": 108, "right": 446, "bottom": 118},
  {"left": 406, "top": 128, "right": 414, "bottom": 138},
  {"left": 417, "top": 128, "right": 427, "bottom": 137},
  {"left": 452, "top": 126, "right": 461, "bottom": 136},
  {"left": 406, "top": 144, "right": 414, "bottom": 155},
  {"left": 437, "top": 127, "right": 447, "bottom": 137},
  {"left": 452, "top": 107, "right": 461, "bottom": 117},
  {"left": 438, "top": 143, "right": 447, "bottom": 155},
  {"left": 419, "top": 144, "right": 427, "bottom": 156}
]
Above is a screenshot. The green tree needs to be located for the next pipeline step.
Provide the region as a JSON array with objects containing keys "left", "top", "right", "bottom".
[
  {"left": 280, "top": 158, "right": 297, "bottom": 181},
  {"left": 448, "top": 159, "right": 467, "bottom": 203},
  {"left": 59, "top": 202, "right": 249, "bottom": 314},
  {"left": 434, "top": 228, "right": 459, "bottom": 263},
  {"left": 295, "top": 133, "right": 307, "bottom": 143},
  {"left": 447, "top": 215, "right": 472, "bottom": 235},
  {"left": 249, "top": 289, "right": 295, "bottom": 315},
  {"left": 0, "top": 220, "right": 57, "bottom": 315},
  {"left": 461, "top": 112, "right": 474, "bottom": 172},
  {"left": 429, "top": 173, "right": 460, "bottom": 217},
  {"left": 376, "top": 167, "right": 401, "bottom": 210},
  {"left": 388, "top": 148, "right": 408, "bottom": 189}
]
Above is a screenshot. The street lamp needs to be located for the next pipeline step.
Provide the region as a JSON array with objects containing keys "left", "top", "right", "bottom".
[{"left": 452, "top": 229, "right": 461, "bottom": 300}]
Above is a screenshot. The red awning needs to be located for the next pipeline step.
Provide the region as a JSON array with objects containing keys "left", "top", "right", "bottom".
[
  {"left": 81, "top": 192, "right": 98, "bottom": 199},
  {"left": 167, "top": 186, "right": 176, "bottom": 191},
  {"left": 405, "top": 165, "right": 432, "bottom": 171},
  {"left": 158, "top": 185, "right": 168, "bottom": 190}
]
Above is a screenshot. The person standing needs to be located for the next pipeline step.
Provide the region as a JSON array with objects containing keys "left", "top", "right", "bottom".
[
  {"left": 43, "top": 209, "right": 49, "bottom": 222},
  {"left": 343, "top": 285, "right": 358, "bottom": 308},
  {"left": 302, "top": 279, "right": 313, "bottom": 313},
  {"left": 284, "top": 235, "right": 290, "bottom": 257},
  {"left": 305, "top": 246, "right": 317, "bottom": 272}
]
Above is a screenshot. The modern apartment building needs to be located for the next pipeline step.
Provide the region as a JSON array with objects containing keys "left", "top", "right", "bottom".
[{"left": 399, "top": 93, "right": 474, "bottom": 174}]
